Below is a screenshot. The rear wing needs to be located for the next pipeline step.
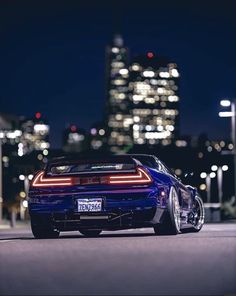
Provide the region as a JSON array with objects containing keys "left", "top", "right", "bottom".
[{"left": 46, "top": 155, "right": 142, "bottom": 176}]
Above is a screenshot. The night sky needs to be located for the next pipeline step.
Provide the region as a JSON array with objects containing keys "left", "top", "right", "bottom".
[{"left": 0, "top": 0, "right": 236, "bottom": 148}]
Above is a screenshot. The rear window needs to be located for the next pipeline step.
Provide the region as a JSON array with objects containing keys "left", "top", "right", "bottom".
[{"left": 47, "top": 163, "right": 136, "bottom": 176}]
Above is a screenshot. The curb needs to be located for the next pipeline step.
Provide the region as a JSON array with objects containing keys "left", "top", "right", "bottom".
[{"left": 0, "top": 221, "right": 30, "bottom": 230}]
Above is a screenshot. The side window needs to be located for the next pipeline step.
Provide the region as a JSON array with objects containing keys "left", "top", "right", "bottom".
[
  {"left": 156, "top": 161, "right": 166, "bottom": 173},
  {"left": 159, "top": 161, "right": 173, "bottom": 176},
  {"left": 134, "top": 156, "right": 158, "bottom": 169},
  {"left": 149, "top": 157, "right": 160, "bottom": 171},
  {"left": 150, "top": 157, "right": 160, "bottom": 171},
  {"left": 155, "top": 161, "right": 161, "bottom": 170}
]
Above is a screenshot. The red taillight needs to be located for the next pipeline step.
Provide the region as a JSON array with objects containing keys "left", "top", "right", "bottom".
[
  {"left": 31, "top": 171, "right": 73, "bottom": 187},
  {"left": 31, "top": 167, "right": 152, "bottom": 188},
  {"left": 108, "top": 167, "right": 152, "bottom": 185}
]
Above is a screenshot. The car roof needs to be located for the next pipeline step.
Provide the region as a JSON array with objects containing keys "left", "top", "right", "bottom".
[
  {"left": 48, "top": 154, "right": 141, "bottom": 165},
  {"left": 128, "top": 154, "right": 160, "bottom": 161}
]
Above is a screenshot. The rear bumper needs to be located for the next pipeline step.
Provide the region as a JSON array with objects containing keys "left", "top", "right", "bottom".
[
  {"left": 30, "top": 208, "right": 167, "bottom": 231},
  {"left": 29, "top": 187, "right": 167, "bottom": 230}
]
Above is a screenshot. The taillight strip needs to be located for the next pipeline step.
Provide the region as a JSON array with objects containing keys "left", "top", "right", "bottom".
[
  {"left": 31, "top": 167, "right": 152, "bottom": 188},
  {"left": 109, "top": 168, "right": 152, "bottom": 184},
  {"left": 32, "top": 171, "right": 73, "bottom": 187},
  {"left": 109, "top": 170, "right": 142, "bottom": 179}
]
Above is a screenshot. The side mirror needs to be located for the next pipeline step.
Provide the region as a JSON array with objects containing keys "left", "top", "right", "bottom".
[{"left": 184, "top": 172, "right": 194, "bottom": 179}]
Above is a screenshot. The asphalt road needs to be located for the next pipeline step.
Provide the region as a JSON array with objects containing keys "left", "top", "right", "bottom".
[{"left": 0, "top": 223, "right": 236, "bottom": 295}]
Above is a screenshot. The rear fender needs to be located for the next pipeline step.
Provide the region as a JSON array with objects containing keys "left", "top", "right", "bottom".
[{"left": 185, "top": 185, "right": 198, "bottom": 201}]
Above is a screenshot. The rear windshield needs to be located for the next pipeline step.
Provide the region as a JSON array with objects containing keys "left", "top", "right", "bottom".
[{"left": 47, "top": 163, "right": 136, "bottom": 176}]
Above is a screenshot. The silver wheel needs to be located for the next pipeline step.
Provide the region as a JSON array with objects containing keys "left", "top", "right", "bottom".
[
  {"left": 154, "top": 186, "right": 181, "bottom": 235},
  {"left": 169, "top": 187, "right": 181, "bottom": 233},
  {"left": 190, "top": 195, "right": 205, "bottom": 232}
]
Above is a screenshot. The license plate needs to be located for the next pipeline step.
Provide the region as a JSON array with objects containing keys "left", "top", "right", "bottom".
[{"left": 77, "top": 198, "right": 102, "bottom": 212}]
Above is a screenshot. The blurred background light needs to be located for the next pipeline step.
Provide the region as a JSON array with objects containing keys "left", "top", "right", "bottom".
[
  {"left": 220, "top": 100, "right": 231, "bottom": 107},
  {"left": 210, "top": 172, "right": 216, "bottom": 178},
  {"left": 200, "top": 172, "right": 207, "bottom": 179},
  {"left": 222, "top": 165, "right": 229, "bottom": 171},
  {"left": 211, "top": 165, "right": 218, "bottom": 171}
]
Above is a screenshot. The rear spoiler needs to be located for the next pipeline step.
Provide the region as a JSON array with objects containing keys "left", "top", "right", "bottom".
[{"left": 46, "top": 155, "right": 142, "bottom": 176}]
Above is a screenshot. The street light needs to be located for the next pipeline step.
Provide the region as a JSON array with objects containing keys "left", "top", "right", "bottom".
[
  {"left": 18, "top": 174, "right": 31, "bottom": 195},
  {"left": 219, "top": 99, "right": 236, "bottom": 199},
  {"left": 22, "top": 200, "right": 28, "bottom": 208},
  {"left": 19, "top": 175, "right": 25, "bottom": 181},
  {"left": 219, "top": 111, "right": 234, "bottom": 117},
  {"left": 200, "top": 172, "right": 212, "bottom": 203},
  {"left": 215, "top": 165, "right": 228, "bottom": 205},
  {"left": 0, "top": 139, "right": 2, "bottom": 223},
  {"left": 211, "top": 165, "right": 218, "bottom": 172},
  {"left": 222, "top": 165, "right": 228, "bottom": 171},
  {"left": 18, "top": 174, "right": 31, "bottom": 220},
  {"left": 28, "top": 174, "right": 34, "bottom": 181},
  {"left": 220, "top": 100, "right": 231, "bottom": 107},
  {"left": 200, "top": 166, "right": 228, "bottom": 205},
  {"left": 206, "top": 174, "right": 211, "bottom": 203},
  {"left": 200, "top": 172, "right": 207, "bottom": 179},
  {"left": 210, "top": 172, "right": 216, "bottom": 178}
]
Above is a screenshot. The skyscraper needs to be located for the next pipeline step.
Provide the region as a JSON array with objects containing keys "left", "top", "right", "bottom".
[
  {"left": 0, "top": 112, "right": 50, "bottom": 156},
  {"left": 105, "top": 35, "right": 133, "bottom": 153},
  {"left": 20, "top": 113, "right": 50, "bottom": 155},
  {"left": 101, "top": 36, "right": 181, "bottom": 153},
  {"left": 129, "top": 52, "right": 180, "bottom": 146}
]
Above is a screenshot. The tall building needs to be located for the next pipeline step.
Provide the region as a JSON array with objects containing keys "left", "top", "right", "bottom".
[
  {"left": 0, "top": 112, "right": 50, "bottom": 156},
  {"left": 129, "top": 52, "right": 180, "bottom": 146},
  {"left": 20, "top": 113, "right": 50, "bottom": 156},
  {"left": 0, "top": 111, "right": 50, "bottom": 185},
  {"left": 105, "top": 34, "right": 133, "bottom": 153},
  {"left": 0, "top": 113, "right": 22, "bottom": 146},
  {"left": 99, "top": 35, "right": 181, "bottom": 152}
]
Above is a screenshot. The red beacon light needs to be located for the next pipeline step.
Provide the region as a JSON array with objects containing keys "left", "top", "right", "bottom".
[
  {"left": 147, "top": 52, "right": 154, "bottom": 59},
  {"left": 35, "top": 112, "right": 41, "bottom": 119},
  {"left": 70, "top": 125, "right": 77, "bottom": 132}
]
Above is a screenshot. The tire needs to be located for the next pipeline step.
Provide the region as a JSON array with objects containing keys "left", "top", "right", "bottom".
[
  {"left": 187, "top": 195, "right": 204, "bottom": 232},
  {"left": 31, "top": 217, "right": 60, "bottom": 239},
  {"left": 154, "top": 186, "right": 181, "bottom": 235},
  {"left": 79, "top": 229, "right": 102, "bottom": 237}
]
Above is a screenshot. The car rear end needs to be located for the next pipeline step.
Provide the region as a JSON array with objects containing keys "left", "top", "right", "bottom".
[{"left": 28, "top": 155, "right": 166, "bottom": 233}]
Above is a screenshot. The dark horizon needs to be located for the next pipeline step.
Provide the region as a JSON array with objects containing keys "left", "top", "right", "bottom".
[{"left": 1, "top": 0, "right": 236, "bottom": 148}]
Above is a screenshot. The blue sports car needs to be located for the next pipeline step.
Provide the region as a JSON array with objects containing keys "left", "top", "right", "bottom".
[{"left": 28, "top": 154, "right": 204, "bottom": 238}]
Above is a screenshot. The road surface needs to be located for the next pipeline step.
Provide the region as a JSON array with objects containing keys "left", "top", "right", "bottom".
[{"left": 0, "top": 223, "right": 236, "bottom": 295}]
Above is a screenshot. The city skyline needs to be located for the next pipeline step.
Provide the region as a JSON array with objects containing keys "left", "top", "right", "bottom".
[
  {"left": 0, "top": 1, "right": 236, "bottom": 147},
  {"left": 104, "top": 34, "right": 181, "bottom": 153}
]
